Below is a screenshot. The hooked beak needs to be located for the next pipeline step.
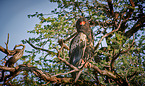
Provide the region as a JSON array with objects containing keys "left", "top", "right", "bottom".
[{"left": 80, "top": 21, "right": 85, "bottom": 26}]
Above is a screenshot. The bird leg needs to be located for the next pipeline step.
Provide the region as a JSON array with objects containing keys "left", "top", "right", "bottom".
[{"left": 79, "top": 59, "right": 91, "bottom": 68}]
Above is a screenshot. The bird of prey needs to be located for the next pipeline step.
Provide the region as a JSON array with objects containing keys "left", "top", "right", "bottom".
[{"left": 69, "top": 17, "right": 94, "bottom": 81}]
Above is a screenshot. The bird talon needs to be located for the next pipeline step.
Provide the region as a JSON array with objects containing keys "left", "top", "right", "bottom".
[{"left": 80, "top": 60, "right": 91, "bottom": 68}]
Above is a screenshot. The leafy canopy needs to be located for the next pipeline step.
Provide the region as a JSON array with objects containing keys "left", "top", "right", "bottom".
[{"left": 16, "top": 0, "right": 145, "bottom": 85}]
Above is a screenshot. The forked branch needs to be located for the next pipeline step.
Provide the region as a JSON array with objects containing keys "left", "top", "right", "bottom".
[{"left": 0, "top": 34, "right": 16, "bottom": 56}]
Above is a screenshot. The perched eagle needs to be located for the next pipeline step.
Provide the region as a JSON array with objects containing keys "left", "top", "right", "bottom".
[{"left": 69, "top": 17, "right": 94, "bottom": 81}]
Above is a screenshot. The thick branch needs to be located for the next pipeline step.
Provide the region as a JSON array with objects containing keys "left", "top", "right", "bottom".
[
  {"left": 91, "top": 64, "right": 128, "bottom": 85},
  {"left": 125, "top": 15, "right": 145, "bottom": 38},
  {"left": 4, "top": 70, "right": 21, "bottom": 84},
  {"left": 0, "top": 46, "right": 15, "bottom": 56},
  {"left": 0, "top": 46, "right": 8, "bottom": 54},
  {"left": 107, "top": 0, "right": 114, "bottom": 15},
  {"left": 120, "top": 0, "right": 135, "bottom": 32},
  {"left": 125, "top": 0, "right": 135, "bottom": 19},
  {"left": 0, "top": 66, "right": 15, "bottom": 72},
  {"left": 0, "top": 64, "right": 72, "bottom": 84}
]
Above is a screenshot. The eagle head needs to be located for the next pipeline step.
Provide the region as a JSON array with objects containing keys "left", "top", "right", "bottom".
[{"left": 76, "top": 17, "right": 90, "bottom": 33}]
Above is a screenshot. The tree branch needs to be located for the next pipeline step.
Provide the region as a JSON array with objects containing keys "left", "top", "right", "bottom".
[
  {"left": 125, "top": 0, "right": 135, "bottom": 19},
  {"left": 91, "top": 64, "right": 116, "bottom": 78},
  {"left": 107, "top": 0, "right": 114, "bottom": 15},
  {"left": 0, "top": 34, "right": 16, "bottom": 56},
  {"left": 0, "top": 64, "right": 72, "bottom": 84},
  {"left": 52, "top": 70, "right": 77, "bottom": 77},
  {"left": 91, "top": 20, "right": 114, "bottom": 27},
  {"left": 58, "top": 32, "right": 77, "bottom": 50},
  {"left": 0, "top": 46, "right": 16, "bottom": 56},
  {"left": 0, "top": 66, "right": 15, "bottom": 72},
  {"left": 63, "top": 32, "right": 77, "bottom": 43},
  {"left": 56, "top": 45, "right": 78, "bottom": 70},
  {"left": 125, "top": 15, "right": 145, "bottom": 38},
  {"left": 26, "top": 40, "right": 57, "bottom": 55},
  {"left": 110, "top": 35, "right": 135, "bottom": 70},
  {"left": 91, "top": 64, "right": 128, "bottom": 85},
  {"left": 5, "top": 33, "right": 9, "bottom": 53},
  {"left": 127, "top": 71, "right": 139, "bottom": 79},
  {"left": 94, "top": 20, "right": 122, "bottom": 51},
  {"left": 120, "top": 0, "right": 135, "bottom": 32}
]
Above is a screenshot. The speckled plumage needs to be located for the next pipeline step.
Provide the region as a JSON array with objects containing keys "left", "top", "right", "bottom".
[{"left": 69, "top": 17, "right": 94, "bottom": 67}]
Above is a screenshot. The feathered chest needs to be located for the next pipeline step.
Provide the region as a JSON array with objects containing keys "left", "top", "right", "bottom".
[{"left": 70, "top": 32, "right": 87, "bottom": 52}]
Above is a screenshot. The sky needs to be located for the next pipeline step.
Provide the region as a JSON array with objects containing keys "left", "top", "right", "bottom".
[{"left": 0, "top": 0, "right": 57, "bottom": 60}]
